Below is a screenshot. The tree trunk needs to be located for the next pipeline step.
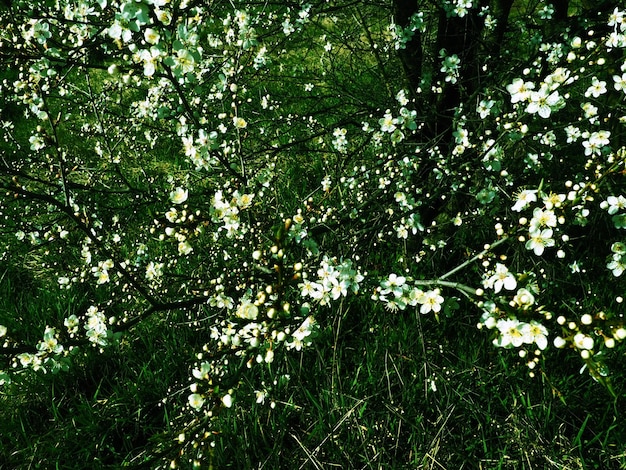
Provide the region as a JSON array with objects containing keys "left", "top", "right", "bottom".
[
  {"left": 393, "top": 0, "right": 423, "bottom": 96},
  {"left": 432, "top": 7, "right": 486, "bottom": 144}
]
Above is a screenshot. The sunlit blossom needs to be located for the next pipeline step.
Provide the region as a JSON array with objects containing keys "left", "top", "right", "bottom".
[
  {"left": 494, "top": 318, "right": 532, "bottom": 348},
  {"left": 188, "top": 393, "right": 205, "bottom": 410},
  {"left": 506, "top": 78, "right": 534, "bottom": 103},
  {"left": 526, "top": 228, "right": 555, "bottom": 256},
  {"left": 170, "top": 187, "right": 188, "bottom": 205},
  {"left": 528, "top": 321, "right": 548, "bottom": 350},
  {"left": 607, "top": 254, "right": 626, "bottom": 277},
  {"left": 511, "top": 189, "right": 537, "bottom": 212},
  {"left": 222, "top": 394, "right": 233, "bottom": 408},
  {"left": 605, "top": 195, "right": 626, "bottom": 215},
  {"left": 419, "top": 289, "right": 444, "bottom": 314},
  {"left": 380, "top": 273, "right": 406, "bottom": 298},
  {"left": 526, "top": 85, "right": 561, "bottom": 118},
  {"left": 486, "top": 263, "right": 517, "bottom": 294},
  {"left": 614, "top": 73, "right": 626, "bottom": 93},
  {"left": 529, "top": 208, "right": 557, "bottom": 230},
  {"left": 4, "top": 0, "right": 626, "bottom": 455},
  {"left": 584, "top": 77, "right": 607, "bottom": 98}
]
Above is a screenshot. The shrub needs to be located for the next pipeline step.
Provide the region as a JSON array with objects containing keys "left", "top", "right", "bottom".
[{"left": 1, "top": 0, "right": 626, "bottom": 467}]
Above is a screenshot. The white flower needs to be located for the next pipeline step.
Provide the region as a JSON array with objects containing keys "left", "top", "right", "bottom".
[
  {"left": 581, "top": 102, "right": 598, "bottom": 119},
  {"left": 255, "top": 390, "right": 267, "bottom": 404},
  {"left": 512, "top": 288, "right": 535, "bottom": 309},
  {"left": 188, "top": 393, "right": 205, "bottom": 410},
  {"left": 511, "top": 189, "right": 537, "bottom": 212},
  {"left": 145, "top": 261, "right": 163, "bottom": 280},
  {"left": 222, "top": 393, "right": 233, "bottom": 408},
  {"left": 583, "top": 130, "right": 610, "bottom": 156},
  {"left": 192, "top": 362, "right": 211, "bottom": 380},
  {"left": 606, "top": 195, "right": 626, "bottom": 215},
  {"left": 529, "top": 321, "right": 548, "bottom": 350},
  {"left": 155, "top": 8, "right": 172, "bottom": 25},
  {"left": 29, "top": 134, "right": 45, "bottom": 151},
  {"left": 506, "top": 78, "right": 534, "bottom": 103},
  {"left": 300, "top": 280, "right": 323, "bottom": 298},
  {"left": 321, "top": 176, "right": 332, "bottom": 191},
  {"left": 608, "top": 7, "right": 625, "bottom": 30},
  {"left": 614, "top": 73, "right": 626, "bottom": 93},
  {"left": 526, "top": 85, "right": 561, "bottom": 118},
  {"left": 380, "top": 273, "right": 406, "bottom": 298},
  {"left": 529, "top": 207, "right": 557, "bottom": 230},
  {"left": 170, "top": 187, "right": 188, "bottom": 205},
  {"left": 526, "top": 228, "right": 555, "bottom": 256},
  {"left": 612, "top": 242, "right": 626, "bottom": 254},
  {"left": 144, "top": 28, "right": 160, "bottom": 45},
  {"left": 236, "top": 300, "right": 259, "bottom": 320},
  {"left": 494, "top": 318, "right": 532, "bottom": 348},
  {"left": 573, "top": 333, "right": 594, "bottom": 350},
  {"left": 395, "top": 89, "right": 409, "bottom": 106},
  {"left": 564, "top": 125, "right": 581, "bottom": 143},
  {"left": 329, "top": 277, "right": 348, "bottom": 300},
  {"left": 332, "top": 128, "right": 348, "bottom": 153},
  {"left": 178, "top": 240, "right": 193, "bottom": 255},
  {"left": 487, "top": 264, "right": 517, "bottom": 293},
  {"left": 476, "top": 99, "right": 495, "bottom": 119},
  {"left": 584, "top": 77, "right": 607, "bottom": 98},
  {"left": 607, "top": 254, "right": 626, "bottom": 277},
  {"left": 418, "top": 289, "right": 444, "bottom": 314},
  {"left": 138, "top": 47, "right": 162, "bottom": 77},
  {"left": 93, "top": 266, "right": 110, "bottom": 284}
]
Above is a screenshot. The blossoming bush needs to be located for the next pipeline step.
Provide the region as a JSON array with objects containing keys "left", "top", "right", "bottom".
[{"left": 1, "top": 0, "right": 626, "bottom": 467}]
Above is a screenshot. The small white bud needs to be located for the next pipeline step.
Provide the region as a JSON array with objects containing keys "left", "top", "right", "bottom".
[{"left": 222, "top": 394, "right": 233, "bottom": 408}]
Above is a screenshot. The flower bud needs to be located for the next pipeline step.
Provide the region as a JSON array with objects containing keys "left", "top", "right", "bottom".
[{"left": 580, "top": 314, "right": 593, "bottom": 325}]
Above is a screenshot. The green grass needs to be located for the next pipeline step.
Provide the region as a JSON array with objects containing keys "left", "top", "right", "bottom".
[
  {"left": 197, "top": 297, "right": 626, "bottom": 469},
  {"left": 2, "top": 247, "right": 626, "bottom": 469}
]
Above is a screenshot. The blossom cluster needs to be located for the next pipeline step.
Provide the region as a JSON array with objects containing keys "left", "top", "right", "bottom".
[
  {"left": 512, "top": 189, "right": 569, "bottom": 257},
  {"left": 553, "top": 312, "right": 626, "bottom": 364},
  {"left": 387, "top": 12, "right": 425, "bottom": 50},
  {"left": 7, "top": 326, "right": 68, "bottom": 375},
  {"left": 374, "top": 274, "right": 445, "bottom": 314},
  {"left": 506, "top": 76, "right": 565, "bottom": 119},
  {"left": 299, "top": 257, "right": 365, "bottom": 305},
  {"left": 486, "top": 316, "right": 549, "bottom": 351},
  {"left": 210, "top": 190, "right": 255, "bottom": 238}
]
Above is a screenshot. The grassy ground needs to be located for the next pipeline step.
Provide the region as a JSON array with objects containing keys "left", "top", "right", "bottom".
[{"left": 2, "top": 264, "right": 625, "bottom": 469}]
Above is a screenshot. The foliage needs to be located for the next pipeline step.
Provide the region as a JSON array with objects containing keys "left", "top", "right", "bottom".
[{"left": 1, "top": 0, "right": 626, "bottom": 468}]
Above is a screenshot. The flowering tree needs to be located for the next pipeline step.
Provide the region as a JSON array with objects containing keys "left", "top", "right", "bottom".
[{"left": 1, "top": 0, "right": 626, "bottom": 467}]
